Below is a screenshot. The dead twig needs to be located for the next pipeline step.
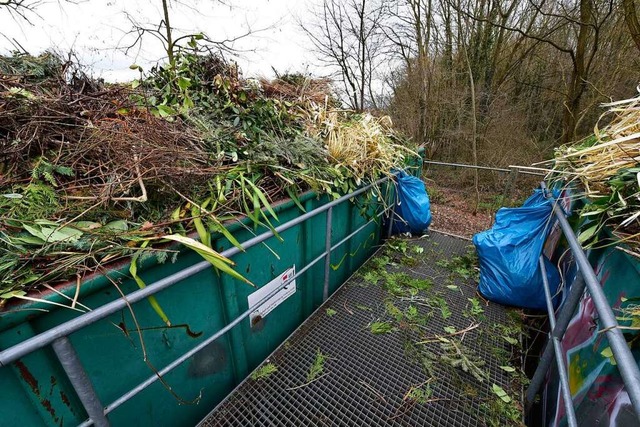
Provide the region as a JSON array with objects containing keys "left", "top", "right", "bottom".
[
  {"left": 285, "top": 373, "right": 329, "bottom": 391},
  {"left": 417, "top": 323, "right": 481, "bottom": 344}
]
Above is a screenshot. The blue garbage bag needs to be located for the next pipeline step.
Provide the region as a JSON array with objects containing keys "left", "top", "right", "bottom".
[
  {"left": 392, "top": 171, "right": 431, "bottom": 234},
  {"left": 472, "top": 190, "right": 560, "bottom": 310}
]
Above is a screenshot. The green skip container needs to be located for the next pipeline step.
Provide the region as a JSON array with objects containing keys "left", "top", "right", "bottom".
[{"left": 0, "top": 157, "right": 424, "bottom": 426}]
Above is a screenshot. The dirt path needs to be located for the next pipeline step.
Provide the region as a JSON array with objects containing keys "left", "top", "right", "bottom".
[{"left": 427, "top": 182, "right": 494, "bottom": 239}]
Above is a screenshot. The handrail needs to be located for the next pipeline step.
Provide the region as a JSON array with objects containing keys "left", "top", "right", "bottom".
[
  {"left": 423, "top": 160, "right": 546, "bottom": 176},
  {"left": 525, "top": 183, "right": 640, "bottom": 423},
  {"left": 0, "top": 175, "right": 394, "bottom": 427}
]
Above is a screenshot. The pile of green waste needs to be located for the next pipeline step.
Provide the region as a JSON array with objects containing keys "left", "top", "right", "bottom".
[{"left": 0, "top": 51, "right": 416, "bottom": 304}]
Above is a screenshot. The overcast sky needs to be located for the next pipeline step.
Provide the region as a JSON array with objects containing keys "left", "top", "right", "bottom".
[{"left": 0, "top": 0, "right": 319, "bottom": 81}]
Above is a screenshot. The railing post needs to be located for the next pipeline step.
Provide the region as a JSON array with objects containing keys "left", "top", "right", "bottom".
[
  {"left": 526, "top": 275, "right": 586, "bottom": 411},
  {"left": 323, "top": 206, "right": 333, "bottom": 301},
  {"left": 501, "top": 167, "right": 519, "bottom": 205},
  {"left": 537, "top": 257, "right": 578, "bottom": 427},
  {"left": 51, "top": 337, "right": 109, "bottom": 427},
  {"left": 386, "top": 183, "right": 396, "bottom": 238}
]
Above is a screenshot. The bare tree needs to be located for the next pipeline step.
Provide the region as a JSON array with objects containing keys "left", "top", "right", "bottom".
[
  {"left": 302, "top": 0, "right": 387, "bottom": 111},
  {"left": 622, "top": 0, "right": 640, "bottom": 52},
  {"left": 122, "top": 0, "right": 267, "bottom": 71},
  {"left": 0, "top": 0, "right": 76, "bottom": 24},
  {"left": 459, "top": 0, "right": 616, "bottom": 144}
]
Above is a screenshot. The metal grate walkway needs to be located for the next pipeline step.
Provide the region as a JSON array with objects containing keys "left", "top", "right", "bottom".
[{"left": 199, "top": 231, "right": 523, "bottom": 426}]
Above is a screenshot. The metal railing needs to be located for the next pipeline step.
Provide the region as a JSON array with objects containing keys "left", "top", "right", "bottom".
[
  {"left": 0, "top": 176, "right": 395, "bottom": 427},
  {"left": 423, "top": 160, "right": 545, "bottom": 206},
  {"left": 524, "top": 183, "right": 640, "bottom": 426},
  {"left": 426, "top": 161, "right": 640, "bottom": 423}
]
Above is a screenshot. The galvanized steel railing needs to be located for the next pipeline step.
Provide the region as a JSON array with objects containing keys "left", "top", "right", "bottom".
[
  {"left": 525, "top": 183, "right": 640, "bottom": 425},
  {"left": 422, "top": 160, "right": 544, "bottom": 206},
  {"left": 0, "top": 176, "right": 395, "bottom": 427},
  {"left": 422, "top": 161, "right": 640, "bottom": 424}
]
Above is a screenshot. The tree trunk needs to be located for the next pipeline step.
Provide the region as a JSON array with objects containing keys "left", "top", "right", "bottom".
[
  {"left": 561, "top": 0, "right": 592, "bottom": 145},
  {"left": 623, "top": 0, "right": 640, "bottom": 53},
  {"left": 162, "top": 0, "right": 175, "bottom": 67}
]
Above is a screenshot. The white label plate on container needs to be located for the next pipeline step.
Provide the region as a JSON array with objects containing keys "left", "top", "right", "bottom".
[{"left": 248, "top": 266, "right": 296, "bottom": 324}]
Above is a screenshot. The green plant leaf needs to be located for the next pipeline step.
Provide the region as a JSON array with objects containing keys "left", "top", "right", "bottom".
[
  {"left": 503, "top": 336, "right": 518, "bottom": 345},
  {"left": 601, "top": 347, "right": 617, "bottom": 365},
  {"left": 286, "top": 187, "right": 306, "bottom": 213},
  {"left": 244, "top": 177, "right": 279, "bottom": 221},
  {"left": 2, "top": 193, "right": 23, "bottom": 199},
  {"left": 192, "top": 201, "right": 211, "bottom": 248},
  {"left": 130, "top": 241, "right": 171, "bottom": 326},
  {"left": 500, "top": 366, "right": 516, "bottom": 372},
  {"left": 492, "top": 384, "right": 512, "bottom": 403},
  {"left": 104, "top": 220, "right": 129, "bottom": 232},
  {"left": 210, "top": 218, "right": 244, "bottom": 252},
  {"left": 177, "top": 76, "right": 191, "bottom": 90},
  {"left": 162, "top": 234, "right": 253, "bottom": 286},
  {"left": 156, "top": 104, "right": 175, "bottom": 117},
  {"left": 1, "top": 290, "right": 27, "bottom": 299},
  {"left": 251, "top": 363, "right": 277, "bottom": 380},
  {"left": 370, "top": 321, "right": 393, "bottom": 334},
  {"left": 74, "top": 221, "right": 102, "bottom": 230},
  {"left": 578, "top": 224, "right": 599, "bottom": 244}
]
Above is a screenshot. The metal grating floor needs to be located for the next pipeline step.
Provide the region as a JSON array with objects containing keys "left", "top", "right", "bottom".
[{"left": 199, "top": 231, "right": 523, "bottom": 426}]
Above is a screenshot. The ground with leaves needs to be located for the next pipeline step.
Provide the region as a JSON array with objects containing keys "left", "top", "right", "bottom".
[{"left": 426, "top": 181, "right": 493, "bottom": 238}]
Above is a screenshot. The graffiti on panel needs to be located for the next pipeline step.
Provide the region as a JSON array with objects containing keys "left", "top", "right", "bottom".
[{"left": 544, "top": 234, "right": 640, "bottom": 426}]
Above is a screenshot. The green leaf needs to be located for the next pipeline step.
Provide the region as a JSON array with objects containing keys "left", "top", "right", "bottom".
[
  {"left": 156, "top": 104, "right": 175, "bottom": 117},
  {"left": 130, "top": 241, "right": 171, "bottom": 326},
  {"left": 182, "top": 95, "right": 194, "bottom": 110},
  {"left": 33, "top": 219, "right": 62, "bottom": 226},
  {"left": 23, "top": 224, "right": 46, "bottom": 240},
  {"left": 8, "top": 87, "right": 35, "bottom": 99},
  {"left": 104, "top": 220, "right": 128, "bottom": 232},
  {"left": 326, "top": 308, "right": 337, "bottom": 317},
  {"left": 286, "top": 188, "right": 306, "bottom": 213},
  {"left": 2, "top": 193, "right": 23, "bottom": 199},
  {"left": 500, "top": 366, "right": 516, "bottom": 372},
  {"left": 11, "top": 235, "right": 45, "bottom": 245},
  {"left": 26, "top": 225, "right": 83, "bottom": 243},
  {"left": 1, "top": 290, "right": 27, "bottom": 299},
  {"left": 74, "top": 221, "right": 102, "bottom": 230},
  {"left": 244, "top": 177, "right": 279, "bottom": 221},
  {"left": 192, "top": 201, "right": 211, "bottom": 248},
  {"left": 162, "top": 234, "right": 253, "bottom": 286},
  {"left": 492, "top": 384, "right": 512, "bottom": 403},
  {"left": 177, "top": 76, "right": 191, "bottom": 90},
  {"left": 370, "top": 321, "right": 393, "bottom": 334},
  {"left": 210, "top": 217, "right": 244, "bottom": 252},
  {"left": 444, "top": 326, "right": 457, "bottom": 334},
  {"left": 578, "top": 224, "right": 599, "bottom": 244},
  {"left": 503, "top": 336, "right": 518, "bottom": 345},
  {"left": 601, "top": 347, "right": 617, "bottom": 365}
]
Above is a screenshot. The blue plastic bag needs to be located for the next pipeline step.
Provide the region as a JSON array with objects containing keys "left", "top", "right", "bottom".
[
  {"left": 392, "top": 171, "right": 432, "bottom": 234},
  {"left": 473, "top": 190, "right": 560, "bottom": 310}
]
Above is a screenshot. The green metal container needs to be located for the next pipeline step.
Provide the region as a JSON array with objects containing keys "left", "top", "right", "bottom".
[{"left": 0, "top": 188, "right": 389, "bottom": 426}]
